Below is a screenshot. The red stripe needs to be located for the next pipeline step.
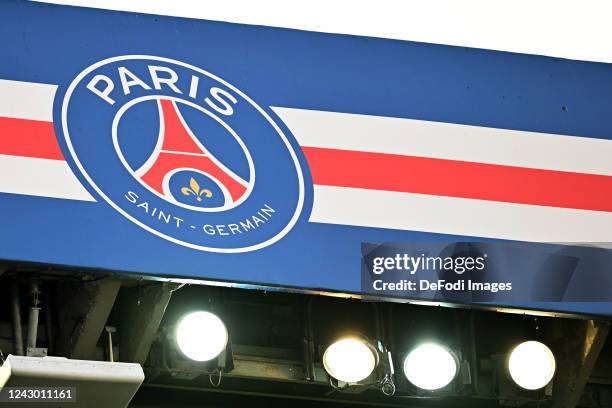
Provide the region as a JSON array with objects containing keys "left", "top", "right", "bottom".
[
  {"left": 2, "top": 116, "right": 611, "bottom": 212},
  {"left": 0, "top": 116, "right": 64, "bottom": 160},
  {"left": 302, "top": 146, "right": 612, "bottom": 212}
]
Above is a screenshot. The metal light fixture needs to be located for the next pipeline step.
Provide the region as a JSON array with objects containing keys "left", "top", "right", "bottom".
[
  {"left": 322, "top": 337, "right": 378, "bottom": 383},
  {"left": 175, "top": 311, "right": 228, "bottom": 362},
  {"left": 403, "top": 343, "right": 459, "bottom": 391},
  {"left": 507, "top": 341, "right": 556, "bottom": 390}
]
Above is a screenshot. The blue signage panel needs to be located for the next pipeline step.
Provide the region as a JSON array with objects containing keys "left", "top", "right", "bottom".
[{"left": 1, "top": 1, "right": 611, "bottom": 315}]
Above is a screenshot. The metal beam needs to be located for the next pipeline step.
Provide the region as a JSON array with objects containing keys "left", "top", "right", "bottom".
[
  {"left": 56, "top": 278, "right": 122, "bottom": 359},
  {"left": 117, "top": 282, "right": 178, "bottom": 365},
  {"left": 551, "top": 319, "right": 610, "bottom": 408},
  {"left": 10, "top": 279, "right": 24, "bottom": 356}
]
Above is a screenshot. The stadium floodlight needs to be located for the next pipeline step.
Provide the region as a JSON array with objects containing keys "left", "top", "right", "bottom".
[
  {"left": 402, "top": 343, "right": 459, "bottom": 391},
  {"left": 507, "top": 341, "right": 556, "bottom": 390},
  {"left": 322, "top": 337, "right": 378, "bottom": 383},
  {"left": 175, "top": 311, "right": 228, "bottom": 362}
]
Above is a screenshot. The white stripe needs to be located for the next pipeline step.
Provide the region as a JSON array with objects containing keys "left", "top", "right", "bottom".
[
  {"left": 160, "top": 150, "right": 206, "bottom": 157},
  {"left": 3, "top": 80, "right": 610, "bottom": 176},
  {"left": 0, "top": 154, "right": 95, "bottom": 202},
  {"left": 0, "top": 79, "right": 57, "bottom": 122},
  {"left": 273, "top": 107, "right": 612, "bottom": 176},
  {"left": 310, "top": 185, "right": 612, "bottom": 242}
]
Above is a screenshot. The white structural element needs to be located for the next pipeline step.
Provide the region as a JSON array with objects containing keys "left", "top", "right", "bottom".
[
  {"left": 175, "top": 311, "right": 229, "bottom": 362},
  {"left": 322, "top": 337, "right": 377, "bottom": 383},
  {"left": 0, "top": 355, "right": 144, "bottom": 408},
  {"left": 508, "top": 341, "right": 556, "bottom": 390},
  {"left": 403, "top": 343, "right": 458, "bottom": 390}
]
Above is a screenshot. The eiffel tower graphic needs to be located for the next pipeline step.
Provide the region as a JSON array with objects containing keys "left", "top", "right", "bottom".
[{"left": 135, "top": 99, "right": 248, "bottom": 206}]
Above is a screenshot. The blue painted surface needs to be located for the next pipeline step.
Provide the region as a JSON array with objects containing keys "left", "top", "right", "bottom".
[{"left": 1, "top": 1, "right": 611, "bottom": 315}]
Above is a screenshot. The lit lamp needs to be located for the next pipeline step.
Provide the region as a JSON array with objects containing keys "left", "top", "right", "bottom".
[
  {"left": 175, "top": 311, "right": 228, "bottom": 362},
  {"left": 322, "top": 337, "right": 378, "bottom": 384},
  {"left": 402, "top": 343, "right": 459, "bottom": 391},
  {"left": 507, "top": 341, "right": 556, "bottom": 390}
]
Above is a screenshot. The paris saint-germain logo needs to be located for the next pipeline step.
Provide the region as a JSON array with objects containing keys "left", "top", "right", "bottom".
[{"left": 60, "top": 56, "right": 305, "bottom": 252}]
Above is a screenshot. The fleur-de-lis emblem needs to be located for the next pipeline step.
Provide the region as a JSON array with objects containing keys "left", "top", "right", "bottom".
[{"left": 181, "top": 177, "right": 213, "bottom": 202}]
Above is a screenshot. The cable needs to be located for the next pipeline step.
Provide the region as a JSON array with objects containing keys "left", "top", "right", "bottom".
[{"left": 209, "top": 367, "right": 223, "bottom": 387}]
